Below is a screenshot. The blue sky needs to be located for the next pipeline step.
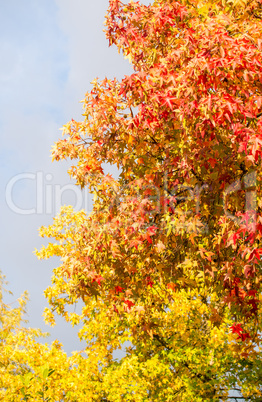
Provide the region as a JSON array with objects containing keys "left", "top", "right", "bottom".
[{"left": 1, "top": 0, "right": 150, "bottom": 354}]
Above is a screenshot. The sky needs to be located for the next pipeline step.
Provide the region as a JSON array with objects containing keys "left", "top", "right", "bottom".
[{"left": 1, "top": 0, "right": 151, "bottom": 354}]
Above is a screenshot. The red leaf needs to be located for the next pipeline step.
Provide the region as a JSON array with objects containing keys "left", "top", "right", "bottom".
[
  {"left": 115, "top": 286, "right": 124, "bottom": 294},
  {"left": 146, "top": 276, "right": 154, "bottom": 287},
  {"left": 230, "top": 323, "right": 250, "bottom": 341},
  {"left": 124, "top": 299, "right": 135, "bottom": 309},
  {"left": 92, "top": 275, "right": 104, "bottom": 286}
]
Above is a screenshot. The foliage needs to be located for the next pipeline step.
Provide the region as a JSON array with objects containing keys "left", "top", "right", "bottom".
[
  {"left": 35, "top": 0, "right": 262, "bottom": 400},
  {"left": 0, "top": 273, "right": 104, "bottom": 401}
]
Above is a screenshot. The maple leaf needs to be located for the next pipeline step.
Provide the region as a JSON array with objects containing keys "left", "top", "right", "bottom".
[
  {"left": 115, "top": 285, "right": 124, "bottom": 294},
  {"left": 146, "top": 276, "right": 154, "bottom": 287},
  {"left": 230, "top": 323, "right": 250, "bottom": 341},
  {"left": 124, "top": 299, "right": 135, "bottom": 309},
  {"left": 147, "top": 225, "right": 157, "bottom": 235},
  {"left": 92, "top": 275, "right": 104, "bottom": 286},
  {"left": 167, "top": 283, "right": 176, "bottom": 291},
  {"left": 155, "top": 241, "right": 166, "bottom": 253}
]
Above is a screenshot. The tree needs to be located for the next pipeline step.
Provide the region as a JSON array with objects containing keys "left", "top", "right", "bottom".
[
  {"left": 36, "top": 0, "right": 262, "bottom": 400},
  {"left": 0, "top": 272, "right": 104, "bottom": 401}
]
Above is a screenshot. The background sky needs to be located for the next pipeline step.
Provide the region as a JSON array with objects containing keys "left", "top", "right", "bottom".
[{"left": 1, "top": 0, "right": 150, "bottom": 354}]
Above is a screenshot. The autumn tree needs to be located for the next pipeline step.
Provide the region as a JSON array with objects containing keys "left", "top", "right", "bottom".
[
  {"left": 0, "top": 272, "right": 104, "bottom": 401},
  {"left": 36, "top": 0, "right": 262, "bottom": 400}
]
